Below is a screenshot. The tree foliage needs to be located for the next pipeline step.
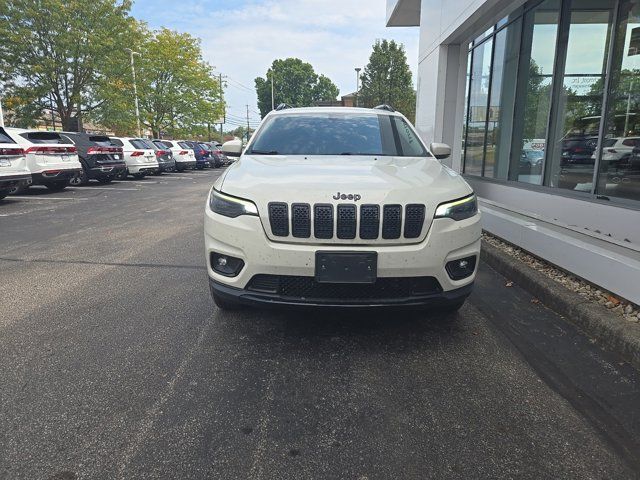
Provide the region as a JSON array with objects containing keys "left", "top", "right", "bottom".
[
  {"left": 255, "top": 58, "right": 339, "bottom": 117},
  {"left": 359, "top": 40, "right": 416, "bottom": 121},
  {"left": 0, "top": 0, "right": 136, "bottom": 130},
  {"left": 93, "top": 27, "right": 223, "bottom": 137}
]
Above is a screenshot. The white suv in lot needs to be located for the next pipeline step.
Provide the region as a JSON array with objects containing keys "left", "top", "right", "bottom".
[
  {"left": 155, "top": 140, "right": 197, "bottom": 171},
  {"left": 111, "top": 137, "right": 159, "bottom": 179},
  {"left": 0, "top": 127, "right": 31, "bottom": 199},
  {"left": 5, "top": 128, "right": 81, "bottom": 192},
  {"left": 204, "top": 106, "right": 481, "bottom": 311}
]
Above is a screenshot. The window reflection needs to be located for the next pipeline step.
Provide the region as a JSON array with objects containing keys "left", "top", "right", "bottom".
[
  {"left": 597, "top": 0, "right": 640, "bottom": 202},
  {"left": 510, "top": 0, "right": 560, "bottom": 185},
  {"left": 546, "top": 6, "right": 614, "bottom": 192},
  {"left": 484, "top": 20, "right": 521, "bottom": 179},
  {"left": 464, "top": 38, "right": 493, "bottom": 175}
]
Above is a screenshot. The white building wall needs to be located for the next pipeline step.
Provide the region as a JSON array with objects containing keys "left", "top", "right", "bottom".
[{"left": 388, "top": 0, "right": 640, "bottom": 304}]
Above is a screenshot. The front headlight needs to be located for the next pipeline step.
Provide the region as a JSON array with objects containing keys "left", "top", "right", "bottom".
[
  {"left": 434, "top": 194, "right": 478, "bottom": 221},
  {"left": 209, "top": 189, "right": 258, "bottom": 218}
]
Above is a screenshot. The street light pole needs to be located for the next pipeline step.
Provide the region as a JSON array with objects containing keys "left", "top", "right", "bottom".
[
  {"left": 0, "top": 97, "right": 4, "bottom": 128},
  {"left": 355, "top": 67, "right": 362, "bottom": 108},
  {"left": 126, "top": 48, "right": 142, "bottom": 137}
]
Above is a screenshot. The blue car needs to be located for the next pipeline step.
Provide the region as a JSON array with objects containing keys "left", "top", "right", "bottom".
[{"left": 179, "top": 141, "right": 209, "bottom": 170}]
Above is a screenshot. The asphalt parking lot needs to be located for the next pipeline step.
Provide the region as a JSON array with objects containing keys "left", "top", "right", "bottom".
[{"left": 1, "top": 170, "right": 640, "bottom": 480}]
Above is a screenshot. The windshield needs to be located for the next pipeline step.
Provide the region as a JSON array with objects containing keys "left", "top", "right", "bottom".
[{"left": 247, "top": 113, "right": 429, "bottom": 157}]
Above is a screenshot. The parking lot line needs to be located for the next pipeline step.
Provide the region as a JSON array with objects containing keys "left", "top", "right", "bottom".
[
  {"left": 74, "top": 187, "right": 139, "bottom": 191},
  {"left": 9, "top": 196, "right": 85, "bottom": 201},
  {"left": 158, "top": 176, "right": 195, "bottom": 180}
]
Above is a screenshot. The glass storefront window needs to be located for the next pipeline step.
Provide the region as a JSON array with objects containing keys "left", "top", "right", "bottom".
[
  {"left": 463, "top": 38, "right": 493, "bottom": 175},
  {"left": 597, "top": 0, "right": 640, "bottom": 202},
  {"left": 545, "top": 4, "right": 615, "bottom": 192},
  {"left": 484, "top": 19, "right": 522, "bottom": 179},
  {"left": 509, "top": 0, "right": 560, "bottom": 185},
  {"left": 460, "top": 0, "right": 639, "bottom": 206}
]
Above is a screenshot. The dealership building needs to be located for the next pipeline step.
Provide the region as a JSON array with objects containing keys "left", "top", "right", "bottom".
[{"left": 387, "top": 0, "right": 640, "bottom": 304}]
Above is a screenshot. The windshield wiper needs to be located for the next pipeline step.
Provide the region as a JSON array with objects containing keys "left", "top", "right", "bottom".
[
  {"left": 340, "top": 152, "right": 384, "bottom": 156},
  {"left": 250, "top": 149, "right": 279, "bottom": 155}
]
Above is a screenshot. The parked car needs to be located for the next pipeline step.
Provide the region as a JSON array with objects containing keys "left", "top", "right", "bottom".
[
  {"left": 205, "top": 106, "right": 481, "bottom": 311},
  {"left": 179, "top": 141, "right": 208, "bottom": 169},
  {"left": 0, "top": 127, "right": 31, "bottom": 200},
  {"left": 110, "top": 137, "right": 159, "bottom": 179},
  {"left": 519, "top": 149, "right": 544, "bottom": 173},
  {"left": 154, "top": 140, "right": 196, "bottom": 171},
  {"left": 5, "top": 128, "right": 81, "bottom": 192},
  {"left": 62, "top": 133, "right": 126, "bottom": 186},
  {"left": 198, "top": 142, "right": 219, "bottom": 168},
  {"left": 144, "top": 139, "right": 175, "bottom": 174},
  {"left": 210, "top": 143, "right": 229, "bottom": 167}
]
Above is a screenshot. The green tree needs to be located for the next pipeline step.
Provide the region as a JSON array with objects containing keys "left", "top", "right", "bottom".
[
  {"left": 0, "top": 0, "right": 136, "bottom": 130},
  {"left": 255, "top": 58, "right": 339, "bottom": 117},
  {"left": 93, "top": 27, "right": 223, "bottom": 138},
  {"left": 359, "top": 40, "right": 416, "bottom": 121}
]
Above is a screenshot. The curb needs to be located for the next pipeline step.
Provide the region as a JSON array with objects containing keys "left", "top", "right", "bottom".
[{"left": 481, "top": 239, "right": 640, "bottom": 370}]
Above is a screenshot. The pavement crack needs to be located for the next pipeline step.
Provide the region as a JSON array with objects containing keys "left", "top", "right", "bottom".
[{"left": 0, "top": 256, "right": 207, "bottom": 271}]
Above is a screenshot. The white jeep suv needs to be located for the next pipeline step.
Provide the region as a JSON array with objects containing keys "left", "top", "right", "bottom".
[{"left": 204, "top": 106, "right": 481, "bottom": 311}]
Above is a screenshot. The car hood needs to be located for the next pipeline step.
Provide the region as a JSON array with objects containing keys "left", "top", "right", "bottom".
[{"left": 219, "top": 154, "right": 473, "bottom": 244}]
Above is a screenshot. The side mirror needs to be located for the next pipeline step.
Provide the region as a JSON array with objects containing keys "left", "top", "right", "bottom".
[
  {"left": 430, "top": 142, "right": 451, "bottom": 160},
  {"left": 221, "top": 139, "right": 243, "bottom": 157}
]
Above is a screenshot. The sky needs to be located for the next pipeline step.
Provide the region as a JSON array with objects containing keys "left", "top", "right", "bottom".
[{"left": 130, "top": 0, "right": 419, "bottom": 131}]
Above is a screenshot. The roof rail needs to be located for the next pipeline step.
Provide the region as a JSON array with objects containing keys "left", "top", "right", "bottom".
[
  {"left": 275, "top": 103, "right": 293, "bottom": 111},
  {"left": 373, "top": 104, "right": 395, "bottom": 112}
]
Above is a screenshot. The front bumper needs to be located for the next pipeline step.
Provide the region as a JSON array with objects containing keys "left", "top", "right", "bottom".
[
  {"left": 209, "top": 276, "right": 473, "bottom": 309},
  {"left": 204, "top": 207, "right": 482, "bottom": 300}
]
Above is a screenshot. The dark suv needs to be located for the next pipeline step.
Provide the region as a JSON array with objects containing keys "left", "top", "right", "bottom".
[
  {"left": 180, "top": 141, "right": 208, "bottom": 169},
  {"left": 63, "top": 133, "right": 126, "bottom": 185},
  {"left": 146, "top": 139, "right": 176, "bottom": 174}
]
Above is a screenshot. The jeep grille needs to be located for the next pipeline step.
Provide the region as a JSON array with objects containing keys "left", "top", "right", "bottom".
[{"left": 267, "top": 203, "right": 426, "bottom": 241}]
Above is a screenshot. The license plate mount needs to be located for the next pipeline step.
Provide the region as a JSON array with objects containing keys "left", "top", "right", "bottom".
[{"left": 315, "top": 252, "right": 377, "bottom": 284}]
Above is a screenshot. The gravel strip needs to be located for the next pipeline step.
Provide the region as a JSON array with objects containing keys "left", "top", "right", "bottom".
[{"left": 482, "top": 232, "right": 640, "bottom": 324}]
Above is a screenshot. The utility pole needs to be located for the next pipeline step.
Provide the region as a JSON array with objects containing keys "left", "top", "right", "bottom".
[
  {"left": 246, "top": 104, "right": 250, "bottom": 143},
  {"left": 126, "top": 48, "right": 142, "bottom": 137},
  {"left": 0, "top": 96, "right": 4, "bottom": 128},
  {"left": 220, "top": 73, "right": 225, "bottom": 141},
  {"left": 355, "top": 67, "right": 362, "bottom": 107},
  {"left": 49, "top": 93, "right": 56, "bottom": 130}
]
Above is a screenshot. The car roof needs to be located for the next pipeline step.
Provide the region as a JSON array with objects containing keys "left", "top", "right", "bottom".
[{"left": 266, "top": 106, "right": 402, "bottom": 117}]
